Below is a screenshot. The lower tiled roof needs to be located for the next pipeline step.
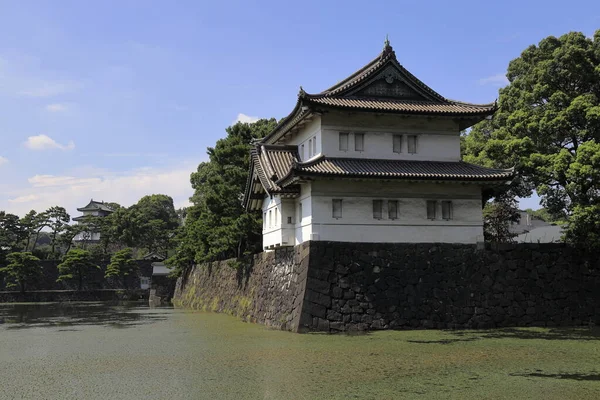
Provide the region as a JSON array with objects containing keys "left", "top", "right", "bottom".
[{"left": 287, "top": 157, "right": 513, "bottom": 182}]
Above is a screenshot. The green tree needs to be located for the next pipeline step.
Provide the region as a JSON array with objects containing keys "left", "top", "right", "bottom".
[
  {"left": 30, "top": 211, "right": 50, "bottom": 252},
  {"left": 0, "top": 252, "right": 41, "bottom": 293},
  {"left": 0, "top": 211, "right": 24, "bottom": 262},
  {"left": 19, "top": 210, "right": 39, "bottom": 251},
  {"left": 46, "top": 206, "right": 70, "bottom": 256},
  {"left": 462, "top": 30, "right": 600, "bottom": 246},
  {"left": 57, "top": 249, "right": 99, "bottom": 291},
  {"left": 483, "top": 197, "right": 521, "bottom": 243},
  {"left": 126, "top": 195, "right": 179, "bottom": 253},
  {"left": 105, "top": 248, "right": 138, "bottom": 288},
  {"left": 167, "top": 118, "right": 277, "bottom": 275}
]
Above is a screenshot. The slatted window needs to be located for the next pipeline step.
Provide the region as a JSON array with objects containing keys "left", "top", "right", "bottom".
[
  {"left": 388, "top": 200, "right": 399, "bottom": 220},
  {"left": 301, "top": 144, "right": 305, "bottom": 160},
  {"left": 332, "top": 199, "right": 343, "bottom": 219},
  {"left": 442, "top": 201, "right": 453, "bottom": 220},
  {"left": 312, "top": 136, "right": 317, "bottom": 155},
  {"left": 263, "top": 212, "right": 267, "bottom": 229},
  {"left": 269, "top": 210, "right": 272, "bottom": 227},
  {"left": 287, "top": 216, "right": 292, "bottom": 224},
  {"left": 339, "top": 132, "right": 349, "bottom": 151},
  {"left": 274, "top": 208, "right": 278, "bottom": 226},
  {"left": 408, "top": 135, "right": 418, "bottom": 154},
  {"left": 298, "top": 202, "right": 303, "bottom": 223},
  {"left": 393, "top": 135, "right": 402, "bottom": 153},
  {"left": 426, "top": 200, "right": 437, "bottom": 220},
  {"left": 372, "top": 200, "right": 383, "bottom": 219},
  {"left": 355, "top": 133, "right": 364, "bottom": 152}
]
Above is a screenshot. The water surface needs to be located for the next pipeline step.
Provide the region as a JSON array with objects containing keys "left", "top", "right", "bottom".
[{"left": 1, "top": 302, "right": 599, "bottom": 399}]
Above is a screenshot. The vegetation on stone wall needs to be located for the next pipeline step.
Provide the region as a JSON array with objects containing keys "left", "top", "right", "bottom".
[
  {"left": 57, "top": 249, "right": 100, "bottom": 291},
  {"left": 105, "top": 248, "right": 138, "bottom": 289},
  {"left": 0, "top": 252, "right": 42, "bottom": 293},
  {"left": 463, "top": 30, "right": 600, "bottom": 246}
]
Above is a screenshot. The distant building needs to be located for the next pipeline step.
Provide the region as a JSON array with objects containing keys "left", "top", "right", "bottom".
[
  {"left": 510, "top": 210, "right": 563, "bottom": 243},
  {"left": 72, "top": 199, "right": 114, "bottom": 243}
]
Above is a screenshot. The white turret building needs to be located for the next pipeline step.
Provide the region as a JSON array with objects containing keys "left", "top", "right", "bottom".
[{"left": 243, "top": 41, "right": 513, "bottom": 249}]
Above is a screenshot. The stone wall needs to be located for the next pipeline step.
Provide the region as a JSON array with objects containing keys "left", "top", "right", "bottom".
[
  {"left": 173, "top": 243, "right": 309, "bottom": 331},
  {"left": 173, "top": 241, "right": 600, "bottom": 333}
]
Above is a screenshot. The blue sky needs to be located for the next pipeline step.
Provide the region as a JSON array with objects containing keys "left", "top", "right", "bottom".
[{"left": 0, "top": 0, "right": 598, "bottom": 217}]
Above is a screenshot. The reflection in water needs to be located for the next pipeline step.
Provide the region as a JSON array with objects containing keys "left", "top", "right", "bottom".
[{"left": 0, "top": 302, "right": 170, "bottom": 330}]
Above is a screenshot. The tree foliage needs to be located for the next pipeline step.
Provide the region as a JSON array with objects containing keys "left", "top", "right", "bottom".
[
  {"left": 0, "top": 252, "right": 41, "bottom": 293},
  {"left": 167, "top": 118, "right": 277, "bottom": 275},
  {"left": 463, "top": 30, "right": 600, "bottom": 246},
  {"left": 105, "top": 248, "right": 138, "bottom": 288},
  {"left": 57, "top": 249, "right": 99, "bottom": 290},
  {"left": 483, "top": 197, "right": 521, "bottom": 243}
]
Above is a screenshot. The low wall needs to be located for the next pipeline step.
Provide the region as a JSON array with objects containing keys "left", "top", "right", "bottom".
[
  {"left": 0, "top": 260, "right": 154, "bottom": 292},
  {"left": 0, "top": 289, "right": 148, "bottom": 303},
  {"left": 173, "top": 243, "right": 309, "bottom": 331},
  {"left": 173, "top": 242, "right": 600, "bottom": 332}
]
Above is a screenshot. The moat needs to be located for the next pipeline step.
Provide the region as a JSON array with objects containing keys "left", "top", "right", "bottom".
[{"left": 1, "top": 302, "right": 599, "bottom": 399}]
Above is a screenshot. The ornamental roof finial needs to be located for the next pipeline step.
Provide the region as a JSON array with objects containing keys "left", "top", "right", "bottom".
[{"left": 382, "top": 34, "right": 394, "bottom": 58}]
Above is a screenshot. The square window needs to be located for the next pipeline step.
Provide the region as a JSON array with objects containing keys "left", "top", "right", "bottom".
[
  {"left": 372, "top": 200, "right": 383, "bottom": 219},
  {"left": 393, "top": 135, "right": 402, "bottom": 153},
  {"left": 339, "top": 132, "right": 349, "bottom": 151},
  {"left": 332, "top": 199, "right": 343, "bottom": 219},
  {"left": 442, "top": 201, "right": 453, "bottom": 220},
  {"left": 426, "top": 200, "right": 437, "bottom": 220},
  {"left": 388, "top": 200, "right": 398, "bottom": 219},
  {"left": 408, "top": 135, "right": 418, "bottom": 154},
  {"left": 355, "top": 133, "right": 364, "bottom": 152}
]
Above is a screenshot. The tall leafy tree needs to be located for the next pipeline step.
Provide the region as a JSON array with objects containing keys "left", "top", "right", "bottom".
[
  {"left": 46, "top": 206, "right": 70, "bottom": 256},
  {"left": 168, "top": 118, "right": 277, "bottom": 274},
  {"left": 0, "top": 252, "right": 41, "bottom": 293},
  {"left": 19, "top": 210, "right": 39, "bottom": 251},
  {"left": 0, "top": 212, "right": 25, "bottom": 264},
  {"left": 105, "top": 248, "right": 138, "bottom": 288},
  {"left": 463, "top": 30, "right": 600, "bottom": 246},
  {"left": 126, "top": 195, "right": 179, "bottom": 253},
  {"left": 57, "top": 249, "right": 99, "bottom": 291}
]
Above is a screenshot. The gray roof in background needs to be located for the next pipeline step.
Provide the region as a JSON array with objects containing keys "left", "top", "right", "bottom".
[
  {"left": 515, "top": 225, "right": 563, "bottom": 243},
  {"left": 152, "top": 263, "right": 171, "bottom": 276}
]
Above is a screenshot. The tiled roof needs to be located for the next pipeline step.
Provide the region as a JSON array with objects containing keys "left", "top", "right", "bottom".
[
  {"left": 77, "top": 200, "right": 114, "bottom": 212},
  {"left": 281, "top": 156, "right": 514, "bottom": 183},
  {"left": 304, "top": 97, "right": 495, "bottom": 116},
  {"left": 242, "top": 144, "right": 515, "bottom": 210},
  {"left": 261, "top": 42, "right": 496, "bottom": 144}
]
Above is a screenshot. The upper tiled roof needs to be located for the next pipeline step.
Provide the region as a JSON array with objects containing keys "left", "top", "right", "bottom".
[
  {"left": 304, "top": 97, "right": 494, "bottom": 115},
  {"left": 261, "top": 41, "right": 496, "bottom": 144},
  {"left": 77, "top": 200, "right": 114, "bottom": 212}
]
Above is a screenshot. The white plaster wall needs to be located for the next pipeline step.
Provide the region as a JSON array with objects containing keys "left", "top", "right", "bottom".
[
  {"left": 282, "top": 116, "right": 322, "bottom": 161},
  {"left": 321, "top": 111, "right": 461, "bottom": 161},
  {"left": 262, "top": 195, "right": 282, "bottom": 248},
  {"left": 307, "top": 180, "right": 484, "bottom": 244},
  {"left": 294, "top": 183, "right": 313, "bottom": 245}
]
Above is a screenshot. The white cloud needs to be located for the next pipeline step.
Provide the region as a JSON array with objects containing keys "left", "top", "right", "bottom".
[
  {"left": 45, "top": 103, "right": 69, "bottom": 112},
  {"left": 234, "top": 113, "right": 260, "bottom": 124},
  {"left": 8, "top": 194, "right": 38, "bottom": 204},
  {"left": 0, "top": 162, "right": 196, "bottom": 217},
  {"left": 18, "top": 80, "right": 82, "bottom": 98},
  {"left": 0, "top": 156, "right": 8, "bottom": 166},
  {"left": 28, "top": 175, "right": 101, "bottom": 188},
  {"left": 24, "top": 134, "right": 75, "bottom": 151},
  {"left": 478, "top": 74, "right": 509, "bottom": 87}
]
